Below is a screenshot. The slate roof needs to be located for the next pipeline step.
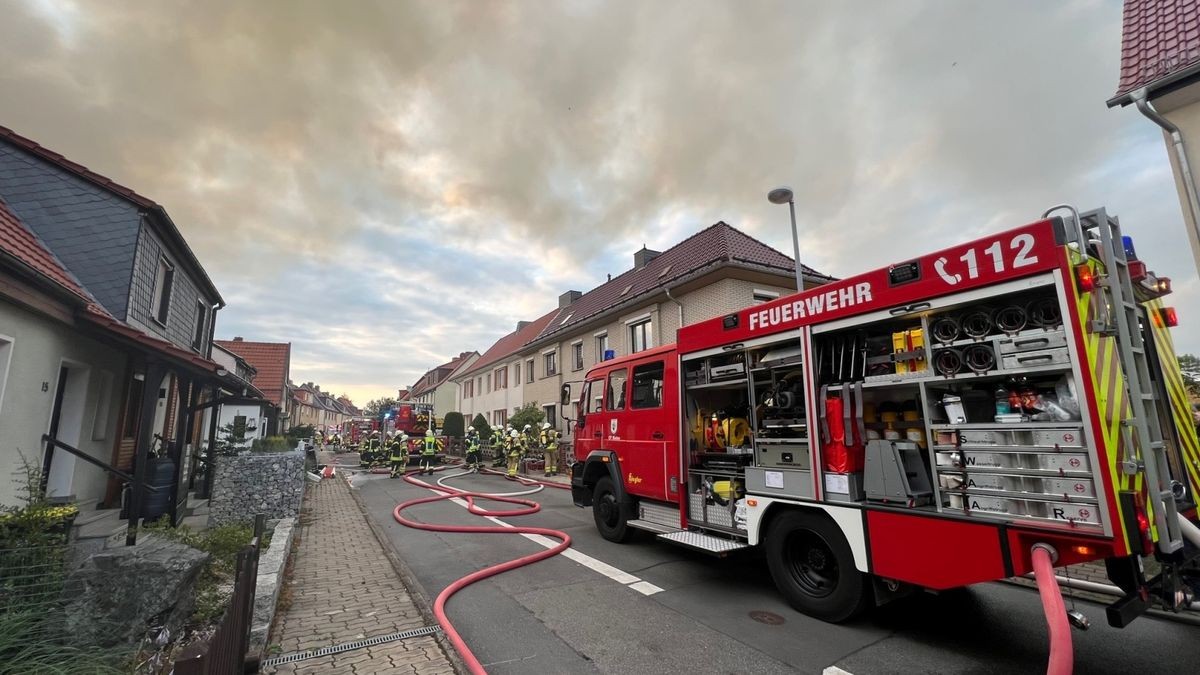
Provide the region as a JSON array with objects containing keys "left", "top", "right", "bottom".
[
  {"left": 0, "top": 199, "right": 223, "bottom": 375},
  {"left": 214, "top": 339, "right": 291, "bottom": 408},
  {"left": 0, "top": 196, "right": 94, "bottom": 304},
  {"left": 0, "top": 125, "right": 223, "bottom": 305},
  {"left": 531, "top": 221, "right": 830, "bottom": 344},
  {"left": 454, "top": 309, "right": 562, "bottom": 380},
  {"left": 1111, "top": 0, "right": 1200, "bottom": 103}
]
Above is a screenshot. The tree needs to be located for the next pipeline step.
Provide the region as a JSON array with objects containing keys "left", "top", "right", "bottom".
[
  {"left": 286, "top": 423, "right": 315, "bottom": 443},
  {"left": 363, "top": 397, "right": 399, "bottom": 418},
  {"left": 509, "top": 402, "right": 545, "bottom": 432},
  {"left": 1179, "top": 354, "right": 1200, "bottom": 396},
  {"left": 442, "top": 412, "right": 465, "bottom": 438},
  {"left": 471, "top": 413, "right": 491, "bottom": 438}
]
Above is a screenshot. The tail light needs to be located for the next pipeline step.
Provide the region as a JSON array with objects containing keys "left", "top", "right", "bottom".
[
  {"left": 1134, "top": 491, "right": 1154, "bottom": 554},
  {"left": 1158, "top": 306, "right": 1179, "bottom": 328},
  {"left": 1156, "top": 277, "right": 1172, "bottom": 295},
  {"left": 1075, "top": 264, "right": 1096, "bottom": 292}
]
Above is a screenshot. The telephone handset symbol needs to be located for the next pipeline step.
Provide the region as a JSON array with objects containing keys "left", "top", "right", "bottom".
[{"left": 934, "top": 256, "right": 961, "bottom": 285}]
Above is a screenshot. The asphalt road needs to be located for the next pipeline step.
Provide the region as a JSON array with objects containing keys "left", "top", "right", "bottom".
[{"left": 350, "top": 467, "right": 1199, "bottom": 674}]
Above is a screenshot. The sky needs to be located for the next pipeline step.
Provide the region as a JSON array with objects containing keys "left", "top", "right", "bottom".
[{"left": 1, "top": 0, "right": 1195, "bottom": 405}]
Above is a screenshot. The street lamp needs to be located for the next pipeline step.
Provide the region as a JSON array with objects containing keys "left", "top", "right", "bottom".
[{"left": 768, "top": 186, "right": 804, "bottom": 292}]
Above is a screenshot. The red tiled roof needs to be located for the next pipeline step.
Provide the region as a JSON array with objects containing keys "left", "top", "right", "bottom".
[
  {"left": 1112, "top": 0, "right": 1200, "bottom": 101},
  {"left": 214, "top": 340, "right": 291, "bottom": 407},
  {"left": 455, "top": 308, "right": 562, "bottom": 380},
  {"left": 0, "top": 198, "right": 94, "bottom": 305},
  {"left": 1, "top": 198, "right": 224, "bottom": 375},
  {"left": 531, "top": 221, "right": 829, "bottom": 344},
  {"left": 409, "top": 352, "right": 477, "bottom": 397}
]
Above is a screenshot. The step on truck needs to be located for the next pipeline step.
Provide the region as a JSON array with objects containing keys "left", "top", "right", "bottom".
[{"left": 567, "top": 206, "right": 1200, "bottom": 626}]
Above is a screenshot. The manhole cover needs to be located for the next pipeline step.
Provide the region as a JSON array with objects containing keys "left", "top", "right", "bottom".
[{"left": 749, "top": 610, "right": 786, "bottom": 625}]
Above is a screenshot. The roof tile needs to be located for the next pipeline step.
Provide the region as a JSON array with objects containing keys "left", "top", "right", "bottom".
[
  {"left": 1113, "top": 0, "right": 1200, "bottom": 98},
  {"left": 214, "top": 340, "right": 291, "bottom": 408}
]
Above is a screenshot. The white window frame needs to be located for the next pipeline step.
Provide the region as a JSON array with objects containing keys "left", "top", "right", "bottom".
[
  {"left": 526, "top": 358, "right": 535, "bottom": 383},
  {"left": 543, "top": 350, "right": 558, "bottom": 377},
  {"left": 0, "top": 335, "right": 13, "bottom": 416},
  {"left": 752, "top": 288, "right": 780, "bottom": 305},
  {"left": 571, "top": 340, "right": 584, "bottom": 371},
  {"left": 595, "top": 332, "right": 609, "bottom": 363},
  {"left": 151, "top": 256, "right": 174, "bottom": 326},
  {"left": 628, "top": 318, "right": 653, "bottom": 353}
]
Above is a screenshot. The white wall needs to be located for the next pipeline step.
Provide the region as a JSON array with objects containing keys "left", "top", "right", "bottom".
[
  {"left": 216, "top": 402, "right": 269, "bottom": 449},
  {"left": 0, "top": 300, "right": 127, "bottom": 507}
]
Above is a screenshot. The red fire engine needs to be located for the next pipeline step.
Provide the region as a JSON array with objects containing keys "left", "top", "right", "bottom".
[{"left": 568, "top": 207, "right": 1200, "bottom": 626}]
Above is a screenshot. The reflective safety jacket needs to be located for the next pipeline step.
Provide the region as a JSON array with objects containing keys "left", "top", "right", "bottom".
[
  {"left": 540, "top": 429, "right": 558, "bottom": 449},
  {"left": 422, "top": 435, "right": 441, "bottom": 456},
  {"left": 388, "top": 440, "right": 406, "bottom": 461}
]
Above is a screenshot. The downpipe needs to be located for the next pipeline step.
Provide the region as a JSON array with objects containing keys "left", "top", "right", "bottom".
[{"left": 1031, "top": 544, "right": 1073, "bottom": 675}]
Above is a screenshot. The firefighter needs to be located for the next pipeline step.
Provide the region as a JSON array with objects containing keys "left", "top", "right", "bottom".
[
  {"left": 420, "top": 427, "right": 443, "bottom": 475},
  {"left": 539, "top": 422, "right": 559, "bottom": 477},
  {"left": 492, "top": 425, "right": 508, "bottom": 467},
  {"left": 465, "top": 426, "right": 482, "bottom": 471},
  {"left": 506, "top": 428, "right": 525, "bottom": 478},
  {"left": 389, "top": 432, "right": 409, "bottom": 478}
]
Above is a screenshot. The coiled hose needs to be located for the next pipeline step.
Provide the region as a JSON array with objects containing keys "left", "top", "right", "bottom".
[{"left": 392, "top": 463, "right": 571, "bottom": 674}]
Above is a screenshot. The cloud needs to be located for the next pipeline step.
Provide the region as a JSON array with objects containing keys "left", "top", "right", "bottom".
[{"left": 2, "top": 0, "right": 1197, "bottom": 402}]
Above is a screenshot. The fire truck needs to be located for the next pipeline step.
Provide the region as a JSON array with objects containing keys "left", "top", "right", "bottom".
[{"left": 567, "top": 207, "right": 1200, "bottom": 626}]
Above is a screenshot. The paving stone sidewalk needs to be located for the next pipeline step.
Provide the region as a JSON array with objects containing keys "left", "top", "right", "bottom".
[{"left": 264, "top": 461, "right": 455, "bottom": 675}]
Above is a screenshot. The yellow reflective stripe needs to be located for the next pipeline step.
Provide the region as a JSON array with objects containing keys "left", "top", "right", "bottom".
[{"left": 1146, "top": 298, "right": 1200, "bottom": 494}]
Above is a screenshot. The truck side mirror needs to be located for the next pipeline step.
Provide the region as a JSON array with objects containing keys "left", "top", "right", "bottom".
[{"left": 560, "top": 383, "right": 572, "bottom": 407}]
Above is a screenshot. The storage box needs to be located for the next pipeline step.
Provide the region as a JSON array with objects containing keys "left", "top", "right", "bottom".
[
  {"left": 892, "top": 329, "right": 927, "bottom": 374},
  {"left": 823, "top": 472, "right": 865, "bottom": 502},
  {"left": 1026, "top": 500, "right": 1102, "bottom": 525}
]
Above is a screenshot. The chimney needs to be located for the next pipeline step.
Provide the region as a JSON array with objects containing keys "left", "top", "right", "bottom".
[
  {"left": 516, "top": 320, "right": 532, "bottom": 332},
  {"left": 558, "top": 290, "right": 582, "bottom": 308},
  {"left": 233, "top": 336, "right": 244, "bottom": 341},
  {"left": 634, "top": 246, "right": 661, "bottom": 269}
]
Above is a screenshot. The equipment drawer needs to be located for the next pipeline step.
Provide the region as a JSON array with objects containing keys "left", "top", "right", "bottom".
[
  {"left": 997, "top": 331, "right": 1067, "bottom": 355},
  {"left": 1001, "top": 347, "right": 1069, "bottom": 370},
  {"left": 955, "top": 427, "right": 1085, "bottom": 449},
  {"left": 938, "top": 471, "right": 1096, "bottom": 498},
  {"left": 952, "top": 449, "right": 1091, "bottom": 473}
]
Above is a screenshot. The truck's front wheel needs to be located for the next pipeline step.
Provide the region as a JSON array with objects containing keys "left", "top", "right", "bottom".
[
  {"left": 765, "top": 510, "right": 871, "bottom": 622},
  {"left": 593, "top": 476, "right": 634, "bottom": 543}
]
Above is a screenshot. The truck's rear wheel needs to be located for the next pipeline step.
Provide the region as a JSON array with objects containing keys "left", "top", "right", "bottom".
[
  {"left": 593, "top": 476, "right": 634, "bottom": 543},
  {"left": 765, "top": 510, "right": 871, "bottom": 622}
]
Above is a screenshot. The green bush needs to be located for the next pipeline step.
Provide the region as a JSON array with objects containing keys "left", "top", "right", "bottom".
[
  {"left": 471, "top": 413, "right": 491, "bottom": 438},
  {"left": 250, "top": 436, "right": 292, "bottom": 453},
  {"left": 509, "top": 402, "right": 545, "bottom": 432},
  {"left": 0, "top": 609, "right": 127, "bottom": 674},
  {"left": 285, "top": 424, "right": 315, "bottom": 442},
  {"left": 442, "top": 412, "right": 465, "bottom": 438}
]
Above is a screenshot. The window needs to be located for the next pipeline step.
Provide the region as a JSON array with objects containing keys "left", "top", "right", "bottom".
[
  {"left": 544, "top": 351, "right": 558, "bottom": 377},
  {"left": 526, "top": 359, "right": 534, "bottom": 383},
  {"left": 151, "top": 257, "right": 174, "bottom": 326},
  {"left": 586, "top": 380, "right": 604, "bottom": 414},
  {"left": 514, "top": 361, "right": 521, "bottom": 383},
  {"left": 463, "top": 380, "right": 473, "bottom": 399},
  {"left": 233, "top": 415, "right": 247, "bottom": 438},
  {"left": 606, "top": 369, "right": 627, "bottom": 410},
  {"left": 543, "top": 404, "right": 556, "bottom": 429},
  {"left": 494, "top": 367, "right": 507, "bottom": 389},
  {"left": 477, "top": 376, "right": 482, "bottom": 394},
  {"left": 572, "top": 342, "right": 583, "bottom": 371},
  {"left": 629, "top": 319, "right": 653, "bottom": 353},
  {"left": 630, "top": 362, "right": 665, "bottom": 409},
  {"left": 494, "top": 409, "right": 507, "bottom": 425},
  {"left": 486, "top": 373, "right": 492, "bottom": 393},
  {"left": 753, "top": 289, "right": 780, "bottom": 305},
  {"left": 192, "top": 301, "right": 207, "bottom": 351},
  {"left": 122, "top": 376, "right": 144, "bottom": 439},
  {"left": 91, "top": 370, "right": 114, "bottom": 440},
  {"left": 0, "top": 336, "right": 11, "bottom": 415},
  {"left": 595, "top": 333, "right": 609, "bottom": 363}
]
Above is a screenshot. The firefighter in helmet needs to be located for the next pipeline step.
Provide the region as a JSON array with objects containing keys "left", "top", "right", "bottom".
[
  {"left": 420, "top": 427, "right": 443, "bottom": 475},
  {"left": 389, "top": 431, "right": 409, "bottom": 478},
  {"left": 465, "top": 426, "right": 482, "bottom": 471},
  {"left": 506, "top": 428, "right": 524, "bottom": 478},
  {"left": 490, "top": 425, "right": 506, "bottom": 467},
  {"left": 539, "top": 421, "right": 560, "bottom": 477}
]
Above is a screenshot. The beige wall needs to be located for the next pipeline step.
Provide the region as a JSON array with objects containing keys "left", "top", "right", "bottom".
[
  {"left": 515, "top": 272, "right": 800, "bottom": 439},
  {"left": 454, "top": 356, "right": 525, "bottom": 428},
  {"left": 0, "top": 300, "right": 128, "bottom": 507},
  {"left": 1152, "top": 86, "right": 1200, "bottom": 273}
]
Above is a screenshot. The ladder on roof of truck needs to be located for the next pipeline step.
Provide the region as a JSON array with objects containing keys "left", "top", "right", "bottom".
[{"left": 1074, "top": 207, "right": 1185, "bottom": 554}]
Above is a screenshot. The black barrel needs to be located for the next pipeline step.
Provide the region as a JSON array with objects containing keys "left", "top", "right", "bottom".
[{"left": 141, "top": 457, "right": 176, "bottom": 522}]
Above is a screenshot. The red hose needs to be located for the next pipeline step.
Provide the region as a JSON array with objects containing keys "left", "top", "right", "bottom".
[
  {"left": 393, "top": 469, "right": 572, "bottom": 675},
  {"left": 1031, "top": 545, "right": 1073, "bottom": 675}
]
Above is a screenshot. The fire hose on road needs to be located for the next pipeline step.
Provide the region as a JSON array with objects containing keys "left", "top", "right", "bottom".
[{"left": 392, "top": 464, "right": 572, "bottom": 675}]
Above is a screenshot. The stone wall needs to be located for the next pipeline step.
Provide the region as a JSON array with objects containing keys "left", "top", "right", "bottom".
[{"left": 210, "top": 450, "right": 305, "bottom": 526}]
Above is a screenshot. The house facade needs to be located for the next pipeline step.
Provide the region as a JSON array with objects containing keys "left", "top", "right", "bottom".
[
  {"left": 289, "top": 382, "right": 355, "bottom": 434},
  {"left": 516, "top": 224, "right": 831, "bottom": 439},
  {"left": 213, "top": 338, "right": 291, "bottom": 434},
  {"left": 1109, "top": 0, "right": 1200, "bottom": 274},
  {"left": 408, "top": 351, "right": 479, "bottom": 419},
  {"left": 452, "top": 311, "right": 559, "bottom": 428},
  {"left": 206, "top": 342, "right": 269, "bottom": 450},
  {"left": 0, "top": 127, "right": 236, "bottom": 536}
]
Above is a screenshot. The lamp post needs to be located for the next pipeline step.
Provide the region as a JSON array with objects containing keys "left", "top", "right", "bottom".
[{"left": 768, "top": 186, "right": 804, "bottom": 292}]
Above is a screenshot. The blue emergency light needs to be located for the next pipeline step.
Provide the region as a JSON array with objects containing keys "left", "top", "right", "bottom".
[
  {"left": 1122, "top": 235, "right": 1137, "bottom": 260},
  {"left": 603, "top": 349, "right": 616, "bottom": 361}
]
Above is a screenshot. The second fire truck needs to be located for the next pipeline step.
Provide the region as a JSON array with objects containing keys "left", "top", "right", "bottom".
[{"left": 568, "top": 207, "right": 1200, "bottom": 627}]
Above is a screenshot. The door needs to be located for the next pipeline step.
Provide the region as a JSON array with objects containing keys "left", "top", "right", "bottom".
[
  {"left": 44, "top": 363, "right": 91, "bottom": 499},
  {"left": 617, "top": 360, "right": 674, "bottom": 502},
  {"left": 574, "top": 376, "right": 607, "bottom": 459}
]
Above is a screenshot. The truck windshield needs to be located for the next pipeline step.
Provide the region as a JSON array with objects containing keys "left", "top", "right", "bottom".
[{"left": 606, "top": 369, "right": 628, "bottom": 410}]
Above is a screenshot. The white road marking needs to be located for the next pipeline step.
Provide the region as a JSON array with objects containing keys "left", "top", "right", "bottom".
[
  {"left": 409, "top": 477, "right": 663, "bottom": 595},
  {"left": 823, "top": 667, "right": 855, "bottom": 675}
]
